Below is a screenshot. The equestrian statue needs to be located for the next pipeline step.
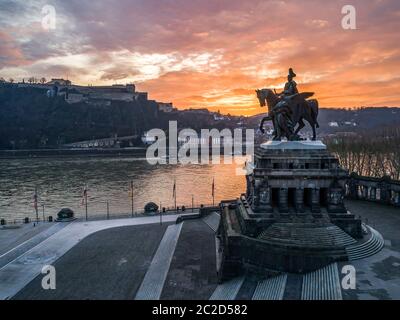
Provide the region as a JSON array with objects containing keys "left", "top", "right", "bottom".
[{"left": 256, "top": 68, "right": 319, "bottom": 141}]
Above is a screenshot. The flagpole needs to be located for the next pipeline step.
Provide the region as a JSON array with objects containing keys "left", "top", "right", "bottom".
[
  {"left": 106, "top": 201, "right": 109, "bottom": 220},
  {"left": 131, "top": 180, "right": 134, "bottom": 217},
  {"left": 212, "top": 178, "right": 215, "bottom": 206},
  {"left": 34, "top": 187, "right": 39, "bottom": 223},
  {"left": 160, "top": 201, "right": 162, "bottom": 225},
  {"left": 174, "top": 179, "right": 177, "bottom": 212},
  {"left": 85, "top": 186, "right": 88, "bottom": 221}
]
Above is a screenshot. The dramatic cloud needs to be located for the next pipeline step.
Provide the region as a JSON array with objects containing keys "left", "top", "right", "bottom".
[{"left": 0, "top": 0, "right": 399, "bottom": 115}]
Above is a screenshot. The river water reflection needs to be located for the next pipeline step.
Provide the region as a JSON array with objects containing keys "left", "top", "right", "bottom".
[{"left": 0, "top": 156, "right": 247, "bottom": 221}]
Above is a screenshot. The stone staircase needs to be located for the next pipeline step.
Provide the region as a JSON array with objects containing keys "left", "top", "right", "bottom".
[
  {"left": 210, "top": 264, "right": 342, "bottom": 300},
  {"left": 346, "top": 226, "right": 384, "bottom": 261},
  {"left": 209, "top": 276, "right": 245, "bottom": 300},
  {"left": 252, "top": 274, "right": 287, "bottom": 300},
  {"left": 258, "top": 223, "right": 357, "bottom": 248},
  {"left": 301, "top": 263, "right": 342, "bottom": 300}
]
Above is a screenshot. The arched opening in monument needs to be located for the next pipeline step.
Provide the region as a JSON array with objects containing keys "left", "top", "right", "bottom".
[
  {"left": 271, "top": 188, "right": 279, "bottom": 207},
  {"left": 288, "top": 188, "right": 296, "bottom": 209},
  {"left": 304, "top": 188, "right": 312, "bottom": 209},
  {"left": 320, "top": 188, "right": 328, "bottom": 207}
]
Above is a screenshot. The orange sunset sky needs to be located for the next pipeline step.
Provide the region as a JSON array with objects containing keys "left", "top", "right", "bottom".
[{"left": 0, "top": 0, "right": 399, "bottom": 115}]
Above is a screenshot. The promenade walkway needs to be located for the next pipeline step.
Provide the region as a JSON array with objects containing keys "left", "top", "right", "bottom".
[
  {"left": 3, "top": 200, "right": 400, "bottom": 300},
  {"left": 0, "top": 213, "right": 188, "bottom": 300}
]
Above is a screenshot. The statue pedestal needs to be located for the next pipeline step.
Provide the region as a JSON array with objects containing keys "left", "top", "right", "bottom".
[
  {"left": 249, "top": 140, "right": 348, "bottom": 216},
  {"left": 260, "top": 140, "right": 327, "bottom": 150},
  {"left": 216, "top": 141, "right": 363, "bottom": 281}
]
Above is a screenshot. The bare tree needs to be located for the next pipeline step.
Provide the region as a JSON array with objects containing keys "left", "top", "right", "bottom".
[{"left": 326, "top": 124, "right": 400, "bottom": 179}]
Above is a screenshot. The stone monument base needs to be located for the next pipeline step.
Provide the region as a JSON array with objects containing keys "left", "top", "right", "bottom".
[
  {"left": 216, "top": 197, "right": 369, "bottom": 281},
  {"left": 217, "top": 141, "right": 370, "bottom": 281}
]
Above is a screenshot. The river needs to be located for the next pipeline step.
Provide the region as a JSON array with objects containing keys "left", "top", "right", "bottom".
[{"left": 0, "top": 156, "right": 247, "bottom": 221}]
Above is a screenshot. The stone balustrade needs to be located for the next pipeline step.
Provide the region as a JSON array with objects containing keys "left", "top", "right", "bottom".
[{"left": 346, "top": 173, "right": 400, "bottom": 207}]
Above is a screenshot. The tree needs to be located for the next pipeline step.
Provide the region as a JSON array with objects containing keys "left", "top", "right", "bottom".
[
  {"left": 8, "top": 78, "right": 14, "bottom": 83},
  {"left": 0, "top": 77, "right": 5, "bottom": 83},
  {"left": 40, "top": 77, "right": 46, "bottom": 84}
]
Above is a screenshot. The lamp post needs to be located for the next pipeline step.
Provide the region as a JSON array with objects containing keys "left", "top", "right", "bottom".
[{"left": 131, "top": 180, "right": 134, "bottom": 217}]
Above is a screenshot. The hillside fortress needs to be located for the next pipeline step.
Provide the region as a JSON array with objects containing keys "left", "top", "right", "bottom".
[{"left": 17, "top": 78, "right": 176, "bottom": 111}]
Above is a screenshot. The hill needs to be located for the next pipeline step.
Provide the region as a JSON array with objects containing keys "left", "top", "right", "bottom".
[
  {"left": 0, "top": 84, "right": 241, "bottom": 149},
  {"left": 245, "top": 107, "right": 400, "bottom": 136}
]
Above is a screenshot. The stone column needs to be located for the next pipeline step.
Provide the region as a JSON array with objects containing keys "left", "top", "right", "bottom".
[
  {"left": 370, "top": 187, "right": 376, "bottom": 201},
  {"left": 383, "top": 187, "right": 391, "bottom": 204},
  {"left": 362, "top": 185, "right": 368, "bottom": 199},
  {"left": 349, "top": 180, "right": 358, "bottom": 199},
  {"left": 295, "top": 188, "right": 305, "bottom": 213},
  {"left": 311, "top": 188, "right": 321, "bottom": 213},
  {"left": 278, "top": 188, "right": 289, "bottom": 213}
]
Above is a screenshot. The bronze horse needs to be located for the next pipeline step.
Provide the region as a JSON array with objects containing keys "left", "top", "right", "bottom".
[{"left": 256, "top": 88, "right": 319, "bottom": 140}]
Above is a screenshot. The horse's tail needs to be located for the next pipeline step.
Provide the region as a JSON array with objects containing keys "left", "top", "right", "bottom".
[{"left": 308, "top": 99, "right": 319, "bottom": 128}]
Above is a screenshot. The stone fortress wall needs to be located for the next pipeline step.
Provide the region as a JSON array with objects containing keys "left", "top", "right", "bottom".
[{"left": 17, "top": 79, "right": 172, "bottom": 110}]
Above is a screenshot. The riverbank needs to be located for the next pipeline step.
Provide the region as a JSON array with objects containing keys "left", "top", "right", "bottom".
[
  {"left": 0, "top": 147, "right": 148, "bottom": 159},
  {"left": 0, "top": 144, "right": 251, "bottom": 159}
]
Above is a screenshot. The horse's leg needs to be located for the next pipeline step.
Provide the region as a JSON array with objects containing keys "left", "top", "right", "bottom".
[
  {"left": 259, "top": 116, "right": 271, "bottom": 133},
  {"left": 308, "top": 100, "right": 319, "bottom": 128},
  {"left": 273, "top": 114, "right": 282, "bottom": 140},
  {"left": 303, "top": 117, "right": 317, "bottom": 140},
  {"left": 311, "top": 122, "right": 316, "bottom": 140},
  {"left": 295, "top": 118, "right": 305, "bottom": 135},
  {"left": 308, "top": 112, "right": 317, "bottom": 140},
  {"left": 259, "top": 117, "right": 265, "bottom": 132},
  {"left": 301, "top": 104, "right": 318, "bottom": 140},
  {"left": 260, "top": 117, "right": 269, "bottom": 133}
]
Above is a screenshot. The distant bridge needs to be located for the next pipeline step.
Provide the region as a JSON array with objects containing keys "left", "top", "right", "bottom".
[{"left": 63, "top": 135, "right": 138, "bottom": 148}]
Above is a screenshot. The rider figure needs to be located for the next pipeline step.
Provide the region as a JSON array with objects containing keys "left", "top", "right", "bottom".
[
  {"left": 281, "top": 68, "right": 298, "bottom": 96},
  {"left": 271, "top": 68, "right": 298, "bottom": 139}
]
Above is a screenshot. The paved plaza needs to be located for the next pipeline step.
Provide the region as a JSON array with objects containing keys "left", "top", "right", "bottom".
[{"left": 0, "top": 201, "right": 399, "bottom": 300}]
